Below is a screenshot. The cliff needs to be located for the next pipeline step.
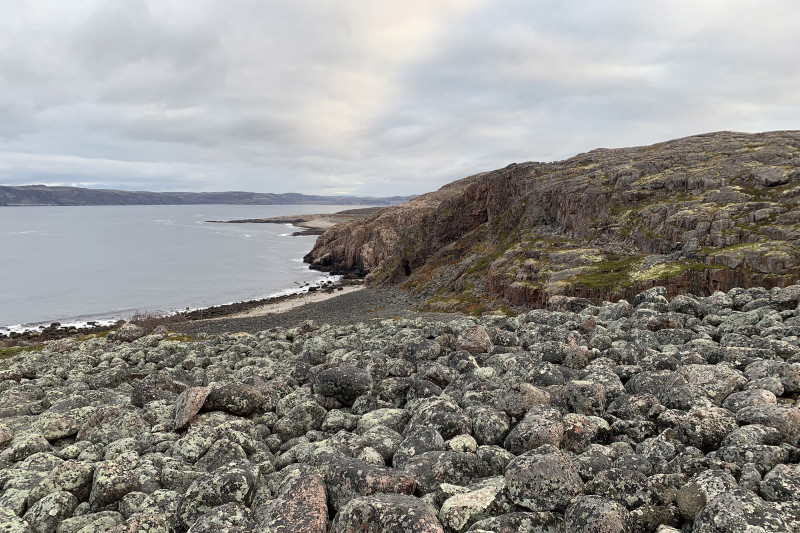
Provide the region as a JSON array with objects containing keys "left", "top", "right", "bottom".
[
  {"left": 306, "top": 130, "right": 800, "bottom": 312},
  {"left": 0, "top": 185, "right": 412, "bottom": 207}
]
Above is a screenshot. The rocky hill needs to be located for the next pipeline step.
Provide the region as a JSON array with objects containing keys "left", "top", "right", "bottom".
[
  {"left": 0, "top": 185, "right": 412, "bottom": 207},
  {"left": 306, "top": 131, "right": 800, "bottom": 313}
]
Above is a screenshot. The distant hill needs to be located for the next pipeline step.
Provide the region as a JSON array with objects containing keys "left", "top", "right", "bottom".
[
  {"left": 306, "top": 130, "right": 800, "bottom": 313},
  {"left": 0, "top": 185, "right": 413, "bottom": 207}
]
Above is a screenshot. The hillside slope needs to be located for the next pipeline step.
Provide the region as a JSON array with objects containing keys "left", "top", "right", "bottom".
[{"left": 306, "top": 131, "right": 800, "bottom": 312}]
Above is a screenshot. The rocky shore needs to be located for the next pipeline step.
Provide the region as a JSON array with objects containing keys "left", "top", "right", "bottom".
[
  {"left": 1, "top": 283, "right": 799, "bottom": 532},
  {"left": 207, "top": 207, "right": 387, "bottom": 236}
]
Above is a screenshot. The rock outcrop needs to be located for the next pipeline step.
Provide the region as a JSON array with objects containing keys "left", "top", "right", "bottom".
[
  {"left": 1, "top": 284, "right": 799, "bottom": 531},
  {"left": 306, "top": 130, "right": 800, "bottom": 312}
]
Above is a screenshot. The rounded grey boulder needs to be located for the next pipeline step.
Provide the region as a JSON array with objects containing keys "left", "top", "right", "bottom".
[
  {"left": 331, "top": 493, "right": 444, "bottom": 533},
  {"left": 564, "top": 495, "right": 632, "bottom": 533},
  {"left": 314, "top": 366, "right": 373, "bottom": 406},
  {"left": 505, "top": 450, "right": 584, "bottom": 512}
]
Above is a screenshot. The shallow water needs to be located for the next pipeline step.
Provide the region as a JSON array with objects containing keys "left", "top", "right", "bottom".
[{"left": 0, "top": 204, "right": 353, "bottom": 330}]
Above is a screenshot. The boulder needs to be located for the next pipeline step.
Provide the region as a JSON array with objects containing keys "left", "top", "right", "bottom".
[
  {"left": 505, "top": 450, "right": 584, "bottom": 512},
  {"left": 331, "top": 493, "right": 444, "bottom": 533}
]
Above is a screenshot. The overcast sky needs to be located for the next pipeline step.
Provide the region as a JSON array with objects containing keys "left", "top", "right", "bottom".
[{"left": 0, "top": 0, "right": 798, "bottom": 196}]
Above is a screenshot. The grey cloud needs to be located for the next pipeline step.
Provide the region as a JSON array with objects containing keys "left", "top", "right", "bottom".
[{"left": 0, "top": 0, "right": 798, "bottom": 196}]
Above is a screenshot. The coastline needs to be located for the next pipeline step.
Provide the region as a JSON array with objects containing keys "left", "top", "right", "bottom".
[
  {"left": 206, "top": 206, "right": 384, "bottom": 236},
  {"left": 0, "top": 276, "right": 364, "bottom": 344},
  {"left": 0, "top": 207, "right": 385, "bottom": 345}
]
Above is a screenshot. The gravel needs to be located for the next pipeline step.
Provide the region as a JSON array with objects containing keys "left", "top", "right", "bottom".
[{"left": 185, "top": 287, "right": 460, "bottom": 336}]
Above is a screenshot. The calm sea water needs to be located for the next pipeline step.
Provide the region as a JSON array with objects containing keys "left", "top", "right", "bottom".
[{"left": 0, "top": 205, "right": 354, "bottom": 330}]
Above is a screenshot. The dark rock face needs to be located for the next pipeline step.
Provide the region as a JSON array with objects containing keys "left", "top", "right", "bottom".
[
  {"left": 0, "top": 284, "right": 799, "bottom": 531},
  {"left": 305, "top": 131, "right": 800, "bottom": 311}
]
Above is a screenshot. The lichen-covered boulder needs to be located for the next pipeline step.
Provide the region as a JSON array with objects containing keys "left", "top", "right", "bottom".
[
  {"left": 204, "top": 382, "right": 264, "bottom": 416},
  {"left": 761, "top": 464, "right": 800, "bottom": 502},
  {"left": 505, "top": 450, "right": 584, "bottom": 512},
  {"left": 674, "top": 406, "right": 738, "bottom": 452},
  {"left": 503, "top": 405, "right": 564, "bottom": 455},
  {"left": 692, "top": 488, "right": 790, "bottom": 532},
  {"left": 675, "top": 470, "right": 739, "bottom": 520},
  {"left": 405, "top": 398, "right": 472, "bottom": 440},
  {"left": 27, "top": 459, "right": 94, "bottom": 504},
  {"left": 357, "top": 408, "right": 410, "bottom": 434},
  {"left": 563, "top": 380, "right": 607, "bottom": 416},
  {"left": 195, "top": 438, "right": 247, "bottom": 472},
  {"left": 176, "top": 462, "right": 259, "bottom": 529},
  {"left": 457, "top": 325, "right": 493, "bottom": 355},
  {"left": 393, "top": 427, "right": 445, "bottom": 469},
  {"left": 496, "top": 383, "right": 551, "bottom": 419},
  {"left": 317, "top": 455, "right": 416, "bottom": 510},
  {"left": 56, "top": 511, "right": 125, "bottom": 532},
  {"left": 272, "top": 399, "right": 327, "bottom": 441},
  {"left": 331, "top": 493, "right": 444, "bottom": 533},
  {"left": 722, "top": 389, "right": 777, "bottom": 412},
  {"left": 585, "top": 468, "right": 653, "bottom": 510},
  {"left": 468, "top": 406, "right": 511, "bottom": 446},
  {"left": 0, "top": 508, "right": 31, "bottom": 532},
  {"left": 75, "top": 406, "right": 150, "bottom": 446},
  {"left": 402, "top": 451, "right": 481, "bottom": 495},
  {"left": 261, "top": 473, "right": 328, "bottom": 532},
  {"left": 563, "top": 495, "right": 632, "bottom": 533},
  {"left": 1, "top": 433, "right": 51, "bottom": 463},
  {"left": 89, "top": 459, "right": 141, "bottom": 510},
  {"left": 130, "top": 370, "right": 185, "bottom": 407},
  {"left": 22, "top": 490, "right": 78, "bottom": 533},
  {"left": 314, "top": 366, "right": 374, "bottom": 406},
  {"left": 736, "top": 405, "right": 800, "bottom": 441},
  {"left": 466, "top": 511, "right": 563, "bottom": 532},
  {"left": 109, "top": 323, "right": 146, "bottom": 342},
  {"left": 439, "top": 476, "right": 514, "bottom": 532},
  {"left": 115, "top": 512, "right": 174, "bottom": 533}
]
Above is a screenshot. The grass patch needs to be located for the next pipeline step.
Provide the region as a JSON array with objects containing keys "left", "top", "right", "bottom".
[
  {"left": 0, "top": 345, "right": 43, "bottom": 359},
  {"left": 568, "top": 255, "right": 645, "bottom": 290},
  {"left": 163, "top": 334, "right": 195, "bottom": 343}
]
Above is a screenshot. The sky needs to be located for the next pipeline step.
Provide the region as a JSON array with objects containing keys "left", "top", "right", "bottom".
[{"left": 0, "top": 0, "right": 798, "bottom": 197}]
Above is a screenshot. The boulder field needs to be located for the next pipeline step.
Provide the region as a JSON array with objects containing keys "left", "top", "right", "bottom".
[{"left": 1, "top": 283, "right": 799, "bottom": 532}]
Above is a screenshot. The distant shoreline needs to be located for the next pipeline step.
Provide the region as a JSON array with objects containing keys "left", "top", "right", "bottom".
[{"left": 206, "top": 206, "right": 384, "bottom": 236}]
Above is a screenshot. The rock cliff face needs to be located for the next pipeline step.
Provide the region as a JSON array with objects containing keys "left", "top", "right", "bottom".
[{"left": 306, "top": 131, "right": 800, "bottom": 312}]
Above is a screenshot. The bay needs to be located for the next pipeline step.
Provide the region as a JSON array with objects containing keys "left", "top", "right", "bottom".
[{"left": 0, "top": 204, "right": 354, "bottom": 330}]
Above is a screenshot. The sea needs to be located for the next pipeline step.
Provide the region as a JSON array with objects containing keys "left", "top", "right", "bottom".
[{"left": 0, "top": 204, "right": 357, "bottom": 333}]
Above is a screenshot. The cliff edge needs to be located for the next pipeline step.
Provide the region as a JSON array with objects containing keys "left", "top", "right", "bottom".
[{"left": 306, "top": 131, "right": 800, "bottom": 312}]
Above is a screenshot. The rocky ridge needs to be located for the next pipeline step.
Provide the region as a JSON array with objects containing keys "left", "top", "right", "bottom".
[
  {"left": 306, "top": 130, "right": 800, "bottom": 313},
  {"left": 0, "top": 283, "right": 799, "bottom": 531}
]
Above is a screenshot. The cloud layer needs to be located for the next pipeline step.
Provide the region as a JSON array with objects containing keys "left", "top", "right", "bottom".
[{"left": 1, "top": 0, "right": 798, "bottom": 196}]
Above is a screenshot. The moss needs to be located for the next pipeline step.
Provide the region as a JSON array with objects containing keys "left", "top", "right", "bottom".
[
  {"left": 567, "top": 255, "right": 645, "bottom": 290},
  {"left": 631, "top": 261, "right": 727, "bottom": 282},
  {"left": 164, "top": 334, "right": 195, "bottom": 343},
  {"left": 0, "top": 344, "right": 43, "bottom": 359}
]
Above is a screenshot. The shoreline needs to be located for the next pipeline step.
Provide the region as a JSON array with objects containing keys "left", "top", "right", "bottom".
[
  {"left": 206, "top": 206, "right": 385, "bottom": 236},
  {"left": 0, "top": 276, "right": 365, "bottom": 345}
]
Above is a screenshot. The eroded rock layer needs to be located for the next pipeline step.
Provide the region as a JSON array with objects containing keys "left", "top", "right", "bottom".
[{"left": 306, "top": 130, "right": 800, "bottom": 312}]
